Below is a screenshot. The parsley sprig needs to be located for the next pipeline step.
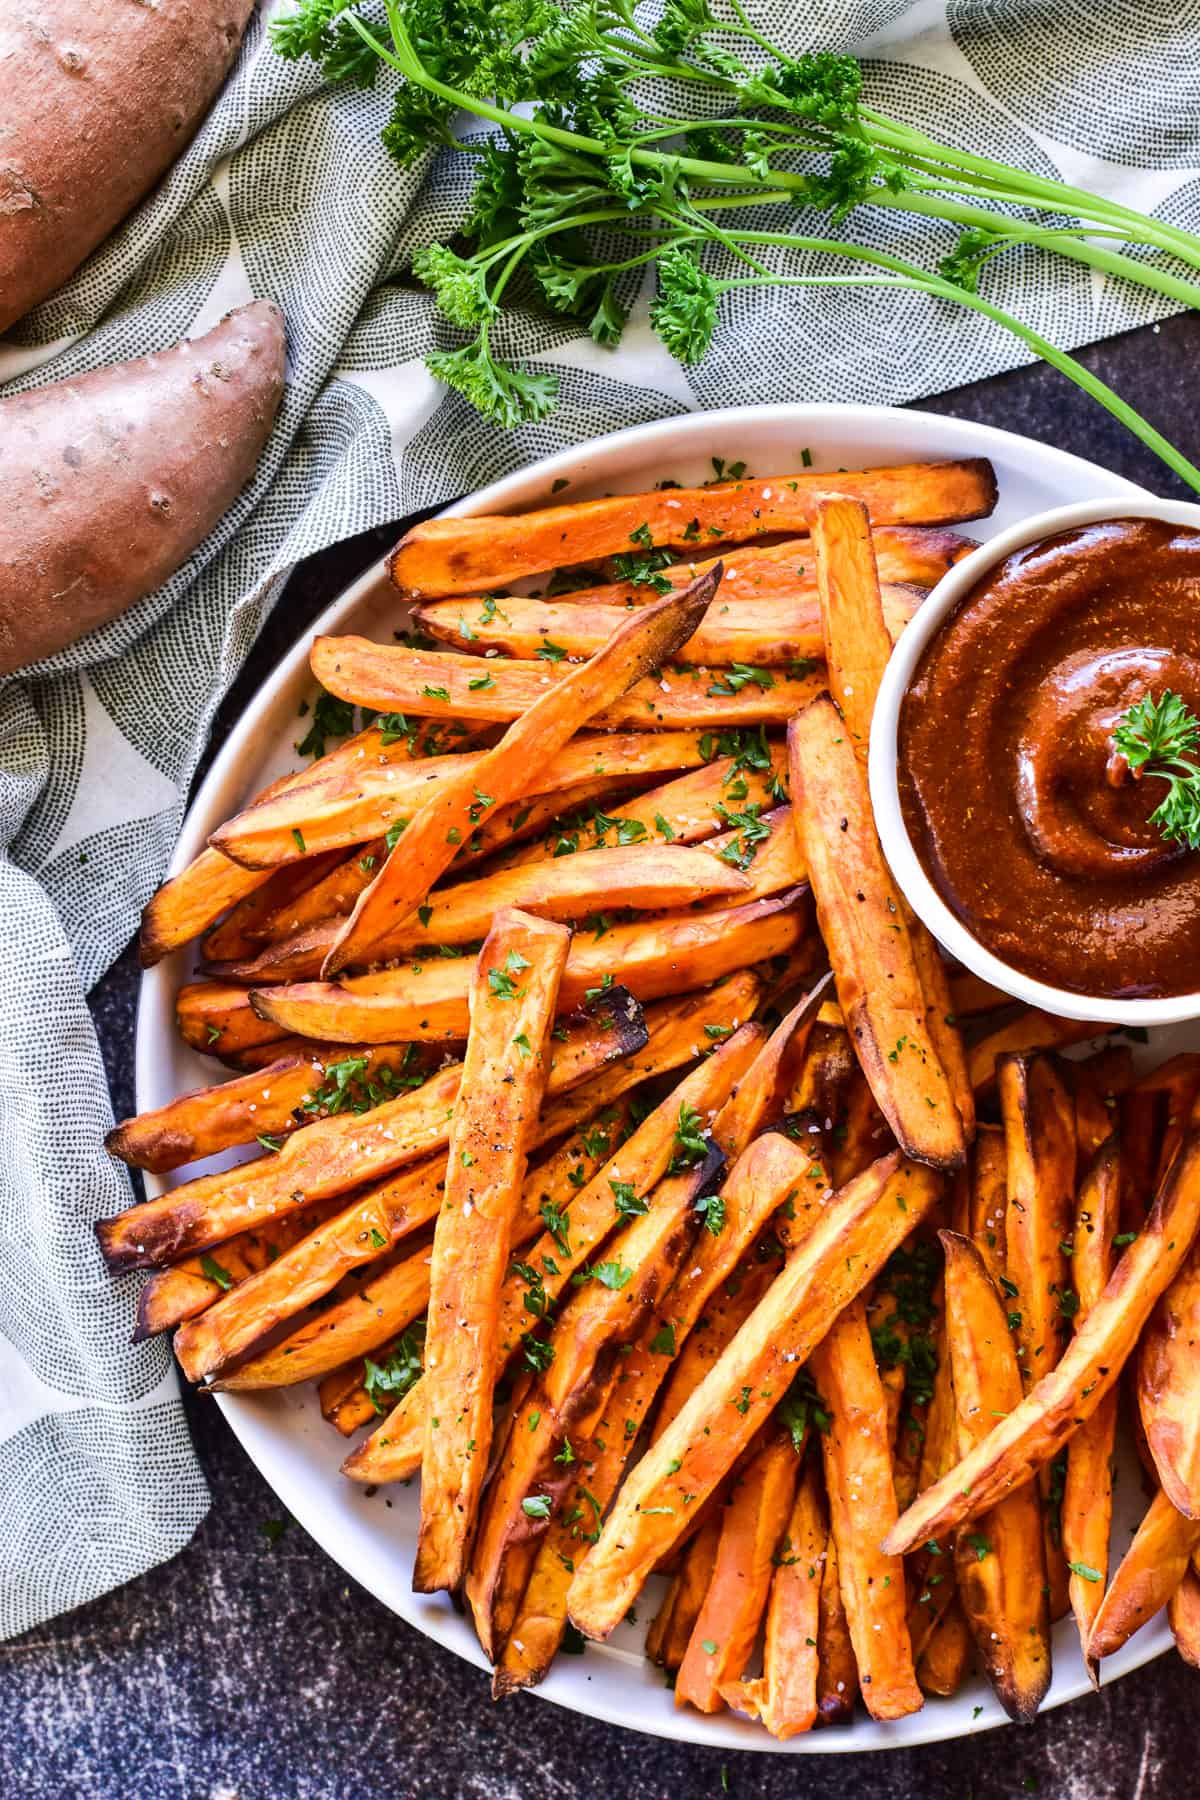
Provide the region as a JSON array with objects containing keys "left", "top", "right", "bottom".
[
  {"left": 1113, "top": 690, "right": 1200, "bottom": 850},
  {"left": 272, "top": 0, "right": 1200, "bottom": 490}
]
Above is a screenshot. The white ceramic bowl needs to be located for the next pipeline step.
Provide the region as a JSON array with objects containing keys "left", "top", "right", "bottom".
[
  {"left": 871, "top": 495, "right": 1200, "bottom": 1028},
  {"left": 141, "top": 405, "right": 1173, "bottom": 1752}
]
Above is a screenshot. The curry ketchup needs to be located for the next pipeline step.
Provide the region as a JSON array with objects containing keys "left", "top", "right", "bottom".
[{"left": 898, "top": 518, "right": 1200, "bottom": 998}]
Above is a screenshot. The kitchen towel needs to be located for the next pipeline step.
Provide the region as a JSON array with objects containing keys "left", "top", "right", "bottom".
[{"left": 1, "top": 0, "right": 1197, "bottom": 1638}]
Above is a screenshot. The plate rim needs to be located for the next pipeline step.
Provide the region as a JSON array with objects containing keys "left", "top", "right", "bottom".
[{"left": 136, "top": 399, "right": 1163, "bottom": 1753}]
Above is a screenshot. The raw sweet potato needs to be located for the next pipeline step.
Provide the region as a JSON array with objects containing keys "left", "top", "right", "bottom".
[
  {"left": 0, "top": 1, "right": 253, "bottom": 332},
  {"left": 1, "top": 304, "right": 284, "bottom": 674},
  {"left": 387, "top": 461, "right": 998, "bottom": 596}
]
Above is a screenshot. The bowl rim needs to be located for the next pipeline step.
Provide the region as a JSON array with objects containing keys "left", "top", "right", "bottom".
[{"left": 869, "top": 493, "right": 1200, "bottom": 1027}]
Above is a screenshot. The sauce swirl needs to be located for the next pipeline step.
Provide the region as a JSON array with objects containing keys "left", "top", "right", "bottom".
[{"left": 898, "top": 518, "right": 1200, "bottom": 998}]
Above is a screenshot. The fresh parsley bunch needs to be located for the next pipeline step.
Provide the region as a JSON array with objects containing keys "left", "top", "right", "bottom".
[{"left": 275, "top": 0, "right": 1200, "bottom": 489}]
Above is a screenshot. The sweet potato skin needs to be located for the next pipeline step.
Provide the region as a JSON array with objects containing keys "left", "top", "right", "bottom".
[
  {"left": 0, "top": 1, "right": 253, "bottom": 332},
  {"left": 0, "top": 303, "right": 284, "bottom": 674}
]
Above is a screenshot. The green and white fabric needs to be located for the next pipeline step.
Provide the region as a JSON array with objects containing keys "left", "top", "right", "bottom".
[{"left": 1, "top": 0, "right": 1197, "bottom": 1638}]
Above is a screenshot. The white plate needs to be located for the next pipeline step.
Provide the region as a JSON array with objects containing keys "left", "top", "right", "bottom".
[{"left": 137, "top": 403, "right": 1170, "bottom": 1752}]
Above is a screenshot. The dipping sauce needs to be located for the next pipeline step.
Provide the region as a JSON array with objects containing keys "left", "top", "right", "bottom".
[{"left": 899, "top": 517, "right": 1200, "bottom": 998}]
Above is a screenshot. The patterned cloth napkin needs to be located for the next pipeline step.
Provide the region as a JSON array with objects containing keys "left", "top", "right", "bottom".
[{"left": 1, "top": 0, "right": 1197, "bottom": 1639}]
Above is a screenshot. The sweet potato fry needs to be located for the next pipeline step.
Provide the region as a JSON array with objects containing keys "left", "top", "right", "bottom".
[
  {"left": 140, "top": 718, "right": 473, "bottom": 962},
  {"left": 413, "top": 580, "right": 925, "bottom": 666},
  {"left": 413, "top": 523, "right": 971, "bottom": 650},
  {"left": 1169, "top": 1566, "right": 1200, "bottom": 1667},
  {"left": 1063, "top": 1135, "right": 1121, "bottom": 1683},
  {"left": 322, "top": 573, "right": 720, "bottom": 974},
  {"left": 1088, "top": 1489, "right": 1200, "bottom": 1661},
  {"left": 653, "top": 1256, "right": 783, "bottom": 1446},
  {"left": 220, "top": 840, "right": 751, "bottom": 983},
  {"left": 250, "top": 778, "right": 626, "bottom": 943},
  {"left": 1120, "top": 1086, "right": 1166, "bottom": 1234},
  {"left": 567, "top": 1150, "right": 942, "bottom": 1639},
  {"left": 967, "top": 1013, "right": 1103, "bottom": 1094},
  {"left": 916, "top": 1599, "right": 972, "bottom": 1698},
  {"left": 214, "top": 730, "right": 717, "bottom": 870},
  {"left": 810, "top": 496, "right": 974, "bottom": 1144},
  {"left": 414, "top": 910, "right": 569, "bottom": 1594},
  {"left": 657, "top": 1517, "right": 724, "bottom": 1673},
  {"left": 788, "top": 696, "right": 965, "bottom": 1170},
  {"left": 1138, "top": 1221, "right": 1200, "bottom": 1519},
  {"left": 141, "top": 849, "right": 278, "bottom": 967},
  {"left": 254, "top": 847, "right": 386, "bottom": 940},
  {"left": 313, "top": 635, "right": 822, "bottom": 734},
  {"left": 200, "top": 849, "right": 349, "bottom": 961},
  {"left": 251, "top": 888, "right": 812, "bottom": 1045},
  {"left": 236, "top": 1106, "right": 634, "bottom": 1402},
  {"left": 947, "top": 970, "right": 1015, "bottom": 1018},
  {"left": 490, "top": 1035, "right": 826, "bottom": 1695},
  {"left": 106, "top": 1044, "right": 420, "bottom": 1173},
  {"left": 815, "top": 1527, "right": 858, "bottom": 1725},
  {"left": 387, "top": 460, "right": 998, "bottom": 597},
  {"left": 809, "top": 1296, "right": 923, "bottom": 1720},
  {"left": 717, "top": 1454, "right": 825, "bottom": 1737},
  {"left": 811, "top": 497, "right": 893, "bottom": 757},
  {"left": 133, "top": 1196, "right": 348, "bottom": 1342},
  {"left": 998, "top": 1052, "right": 1077, "bottom": 1612},
  {"left": 173, "top": 1159, "right": 446, "bottom": 1383},
  {"left": 675, "top": 1427, "right": 801, "bottom": 1714},
  {"left": 341, "top": 1029, "right": 762, "bottom": 1484},
  {"left": 464, "top": 1157, "right": 707, "bottom": 1655},
  {"left": 883, "top": 1132, "right": 1200, "bottom": 1555},
  {"left": 492, "top": 741, "right": 790, "bottom": 872},
  {"left": 176, "top": 1007, "right": 656, "bottom": 1387},
  {"left": 98, "top": 993, "right": 640, "bottom": 1276},
  {"left": 968, "top": 1122, "right": 1008, "bottom": 1279},
  {"left": 214, "top": 1240, "right": 433, "bottom": 1393},
  {"left": 940, "top": 1230, "right": 1050, "bottom": 1723},
  {"left": 175, "top": 981, "right": 290, "bottom": 1060},
  {"left": 998, "top": 1063, "right": 1077, "bottom": 1293}
]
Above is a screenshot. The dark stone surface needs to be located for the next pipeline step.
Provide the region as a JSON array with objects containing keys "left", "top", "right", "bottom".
[{"left": 11, "top": 317, "right": 1200, "bottom": 1798}]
